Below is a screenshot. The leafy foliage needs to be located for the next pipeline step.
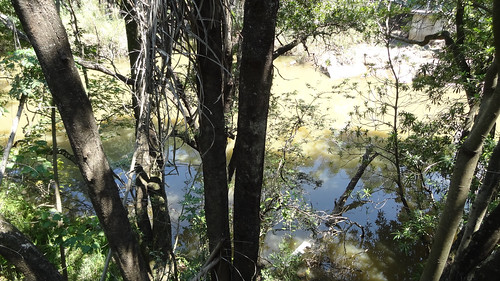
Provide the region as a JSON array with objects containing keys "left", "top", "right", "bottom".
[{"left": 1, "top": 48, "right": 48, "bottom": 100}]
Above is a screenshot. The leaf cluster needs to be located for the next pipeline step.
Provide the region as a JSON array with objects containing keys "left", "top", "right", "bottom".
[{"left": 1, "top": 48, "right": 48, "bottom": 100}]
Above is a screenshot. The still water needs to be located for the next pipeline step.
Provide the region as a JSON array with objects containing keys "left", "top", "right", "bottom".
[{"left": 0, "top": 53, "right": 448, "bottom": 280}]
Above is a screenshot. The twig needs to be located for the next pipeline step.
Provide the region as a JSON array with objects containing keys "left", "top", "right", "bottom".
[{"left": 189, "top": 240, "right": 224, "bottom": 281}]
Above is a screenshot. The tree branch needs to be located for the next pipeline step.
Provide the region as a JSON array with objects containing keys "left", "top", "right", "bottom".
[
  {"left": 0, "top": 214, "right": 64, "bottom": 281},
  {"left": 0, "top": 12, "right": 29, "bottom": 43},
  {"left": 273, "top": 35, "right": 308, "bottom": 60},
  {"left": 390, "top": 30, "right": 454, "bottom": 46},
  {"left": 75, "top": 59, "right": 135, "bottom": 85}
]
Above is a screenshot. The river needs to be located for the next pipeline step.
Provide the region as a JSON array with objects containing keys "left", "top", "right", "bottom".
[{"left": 0, "top": 47, "right": 455, "bottom": 280}]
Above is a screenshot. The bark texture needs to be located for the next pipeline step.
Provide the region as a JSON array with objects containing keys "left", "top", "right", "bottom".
[
  {"left": 122, "top": 1, "right": 174, "bottom": 269},
  {"left": 233, "top": 1, "right": 279, "bottom": 280},
  {"left": 0, "top": 214, "right": 63, "bottom": 281},
  {"left": 444, "top": 202, "right": 500, "bottom": 280},
  {"left": 193, "top": 1, "right": 232, "bottom": 279},
  {"left": 11, "top": 1, "right": 149, "bottom": 280}
]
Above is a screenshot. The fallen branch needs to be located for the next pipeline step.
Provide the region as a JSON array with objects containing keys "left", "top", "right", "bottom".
[{"left": 333, "top": 146, "right": 378, "bottom": 216}]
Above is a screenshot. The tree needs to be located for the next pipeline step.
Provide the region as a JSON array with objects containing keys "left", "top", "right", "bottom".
[
  {"left": 0, "top": 214, "right": 63, "bottom": 281},
  {"left": 419, "top": 1, "right": 500, "bottom": 279},
  {"left": 192, "top": 0, "right": 232, "bottom": 280},
  {"left": 10, "top": 0, "right": 150, "bottom": 280},
  {"left": 232, "top": 1, "right": 279, "bottom": 280}
]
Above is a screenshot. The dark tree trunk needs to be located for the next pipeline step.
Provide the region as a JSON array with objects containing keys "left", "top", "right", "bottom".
[
  {"left": 469, "top": 249, "right": 500, "bottom": 281},
  {"left": 11, "top": 1, "right": 150, "bottom": 280},
  {"left": 444, "top": 201, "right": 500, "bottom": 280},
  {"left": 333, "top": 147, "right": 378, "bottom": 215},
  {"left": 121, "top": 0, "right": 141, "bottom": 123},
  {"left": 0, "top": 214, "right": 63, "bottom": 281},
  {"left": 193, "top": 1, "right": 232, "bottom": 280},
  {"left": 232, "top": 1, "right": 279, "bottom": 280}
]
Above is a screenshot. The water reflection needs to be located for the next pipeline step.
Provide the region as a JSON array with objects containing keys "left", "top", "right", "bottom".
[{"left": 51, "top": 124, "right": 422, "bottom": 280}]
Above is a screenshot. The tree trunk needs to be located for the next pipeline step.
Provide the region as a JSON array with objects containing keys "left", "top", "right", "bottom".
[
  {"left": 0, "top": 214, "right": 64, "bottom": 281},
  {"left": 444, "top": 202, "right": 500, "bottom": 280},
  {"left": 469, "top": 249, "right": 500, "bottom": 281},
  {"left": 333, "top": 147, "right": 378, "bottom": 215},
  {"left": 455, "top": 137, "right": 500, "bottom": 257},
  {"left": 11, "top": 1, "right": 150, "bottom": 280},
  {"left": 193, "top": 1, "right": 232, "bottom": 280},
  {"left": 122, "top": 1, "right": 174, "bottom": 269},
  {"left": 419, "top": 3, "right": 500, "bottom": 279},
  {"left": 0, "top": 93, "right": 26, "bottom": 186},
  {"left": 233, "top": 1, "right": 279, "bottom": 280}
]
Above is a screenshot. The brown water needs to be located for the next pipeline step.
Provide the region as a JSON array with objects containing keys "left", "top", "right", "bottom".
[{"left": 0, "top": 53, "right": 458, "bottom": 280}]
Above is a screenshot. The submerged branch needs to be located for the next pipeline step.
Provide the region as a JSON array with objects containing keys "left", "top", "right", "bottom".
[{"left": 330, "top": 146, "right": 378, "bottom": 222}]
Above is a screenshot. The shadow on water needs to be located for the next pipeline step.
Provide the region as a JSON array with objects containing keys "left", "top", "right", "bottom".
[
  {"left": 262, "top": 152, "right": 427, "bottom": 281},
  {"left": 50, "top": 122, "right": 427, "bottom": 281},
  {"left": 1, "top": 54, "right": 435, "bottom": 280}
]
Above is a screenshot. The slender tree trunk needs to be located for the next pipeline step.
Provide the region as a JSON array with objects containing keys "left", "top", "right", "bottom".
[
  {"left": 193, "top": 1, "right": 232, "bottom": 280},
  {"left": 0, "top": 93, "right": 26, "bottom": 186},
  {"left": 51, "top": 104, "right": 67, "bottom": 281},
  {"left": 11, "top": 1, "right": 150, "bottom": 280},
  {"left": 419, "top": 3, "right": 500, "bottom": 279},
  {"left": 455, "top": 137, "right": 500, "bottom": 257},
  {"left": 0, "top": 214, "right": 64, "bottom": 281},
  {"left": 122, "top": 2, "right": 174, "bottom": 271},
  {"left": 233, "top": 1, "right": 279, "bottom": 280}
]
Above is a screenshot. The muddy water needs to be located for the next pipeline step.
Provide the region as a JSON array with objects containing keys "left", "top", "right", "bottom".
[{"left": 0, "top": 54, "right": 453, "bottom": 280}]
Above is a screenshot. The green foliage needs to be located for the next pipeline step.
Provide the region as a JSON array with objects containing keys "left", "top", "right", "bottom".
[
  {"left": 393, "top": 210, "right": 437, "bottom": 253},
  {"left": 1, "top": 48, "right": 48, "bottom": 100},
  {"left": 86, "top": 74, "right": 129, "bottom": 125},
  {"left": 174, "top": 173, "right": 209, "bottom": 280},
  {"left": 179, "top": 179, "right": 206, "bottom": 239},
  {"left": 7, "top": 139, "right": 53, "bottom": 182},
  {"left": 278, "top": 0, "right": 376, "bottom": 38},
  {"left": 61, "top": 0, "right": 127, "bottom": 58},
  {"left": 412, "top": 1, "right": 494, "bottom": 103},
  {"left": 0, "top": 178, "right": 115, "bottom": 280},
  {"left": 261, "top": 236, "right": 305, "bottom": 281}
]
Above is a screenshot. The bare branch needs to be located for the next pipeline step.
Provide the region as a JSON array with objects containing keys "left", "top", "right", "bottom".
[
  {"left": 0, "top": 12, "right": 29, "bottom": 43},
  {"left": 75, "top": 59, "right": 135, "bottom": 85},
  {"left": 390, "top": 30, "right": 454, "bottom": 46}
]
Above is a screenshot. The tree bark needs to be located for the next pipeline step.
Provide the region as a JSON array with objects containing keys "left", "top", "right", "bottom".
[
  {"left": 11, "top": 1, "right": 150, "bottom": 280},
  {"left": 0, "top": 214, "right": 64, "bottom": 281},
  {"left": 469, "top": 249, "right": 500, "bottom": 281},
  {"left": 193, "top": 1, "right": 232, "bottom": 280},
  {"left": 419, "top": 2, "right": 500, "bottom": 279},
  {"left": 121, "top": 1, "right": 174, "bottom": 269},
  {"left": 233, "top": 1, "right": 279, "bottom": 280},
  {"left": 444, "top": 201, "right": 500, "bottom": 280},
  {"left": 455, "top": 136, "right": 500, "bottom": 258}
]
